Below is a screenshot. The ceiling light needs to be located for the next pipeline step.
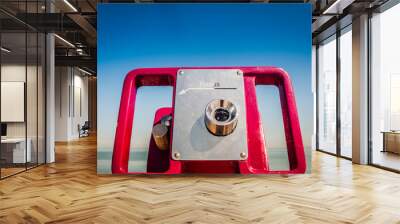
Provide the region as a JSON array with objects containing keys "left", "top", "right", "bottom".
[
  {"left": 76, "top": 48, "right": 85, "bottom": 56},
  {"left": 323, "top": 1, "right": 341, "bottom": 14},
  {"left": 322, "top": 0, "right": 354, "bottom": 15},
  {"left": 78, "top": 67, "right": 93, "bottom": 76},
  {"left": 1, "top": 47, "right": 11, "bottom": 53},
  {"left": 63, "top": 0, "right": 78, "bottom": 12},
  {"left": 54, "top": 34, "right": 75, "bottom": 48}
]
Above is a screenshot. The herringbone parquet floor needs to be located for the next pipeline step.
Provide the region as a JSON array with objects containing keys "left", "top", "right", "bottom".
[{"left": 1, "top": 135, "right": 400, "bottom": 224}]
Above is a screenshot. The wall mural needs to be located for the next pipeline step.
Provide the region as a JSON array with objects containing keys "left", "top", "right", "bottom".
[{"left": 97, "top": 4, "right": 312, "bottom": 174}]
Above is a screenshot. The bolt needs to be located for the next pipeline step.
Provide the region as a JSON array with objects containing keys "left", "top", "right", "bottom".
[
  {"left": 161, "top": 115, "right": 173, "bottom": 127},
  {"left": 179, "top": 70, "right": 184, "bottom": 75},
  {"left": 240, "top": 152, "right": 247, "bottom": 159},
  {"left": 174, "top": 152, "right": 180, "bottom": 159},
  {"left": 237, "top": 70, "right": 243, "bottom": 76}
]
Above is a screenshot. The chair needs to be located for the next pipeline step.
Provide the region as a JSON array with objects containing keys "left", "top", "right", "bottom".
[{"left": 78, "top": 121, "right": 90, "bottom": 138}]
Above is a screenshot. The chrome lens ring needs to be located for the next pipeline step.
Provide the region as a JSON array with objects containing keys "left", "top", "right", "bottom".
[{"left": 204, "top": 99, "right": 238, "bottom": 136}]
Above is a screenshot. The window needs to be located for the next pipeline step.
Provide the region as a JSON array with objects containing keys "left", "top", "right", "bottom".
[
  {"left": 370, "top": 3, "right": 400, "bottom": 171},
  {"left": 317, "top": 35, "right": 337, "bottom": 154},
  {"left": 339, "top": 27, "right": 352, "bottom": 158},
  {"left": 0, "top": 2, "right": 46, "bottom": 179}
]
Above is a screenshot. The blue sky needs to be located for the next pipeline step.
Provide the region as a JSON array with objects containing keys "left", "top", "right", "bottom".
[{"left": 97, "top": 4, "right": 312, "bottom": 172}]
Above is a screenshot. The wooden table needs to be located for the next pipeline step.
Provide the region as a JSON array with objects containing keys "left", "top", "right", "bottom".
[{"left": 382, "top": 131, "right": 400, "bottom": 154}]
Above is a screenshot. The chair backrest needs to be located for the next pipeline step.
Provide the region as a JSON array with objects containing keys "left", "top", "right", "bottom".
[{"left": 82, "top": 121, "right": 90, "bottom": 129}]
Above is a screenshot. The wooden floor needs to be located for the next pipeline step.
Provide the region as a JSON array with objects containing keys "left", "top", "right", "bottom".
[
  {"left": 0, "top": 167, "right": 26, "bottom": 178},
  {"left": 1, "top": 136, "right": 400, "bottom": 223},
  {"left": 373, "top": 151, "right": 400, "bottom": 171}
]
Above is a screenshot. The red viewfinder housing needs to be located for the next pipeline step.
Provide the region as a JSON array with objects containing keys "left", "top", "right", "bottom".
[{"left": 112, "top": 67, "right": 306, "bottom": 174}]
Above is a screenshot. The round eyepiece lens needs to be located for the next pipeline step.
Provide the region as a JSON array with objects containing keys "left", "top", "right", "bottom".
[
  {"left": 205, "top": 99, "right": 238, "bottom": 136},
  {"left": 214, "top": 108, "right": 230, "bottom": 122}
]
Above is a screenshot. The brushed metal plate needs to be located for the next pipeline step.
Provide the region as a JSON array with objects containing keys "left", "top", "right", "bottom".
[{"left": 171, "top": 69, "right": 248, "bottom": 161}]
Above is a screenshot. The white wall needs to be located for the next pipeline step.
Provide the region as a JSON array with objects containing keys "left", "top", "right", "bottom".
[
  {"left": 55, "top": 67, "right": 89, "bottom": 141},
  {"left": 1, "top": 63, "right": 46, "bottom": 164},
  {"left": 71, "top": 72, "right": 89, "bottom": 138},
  {"left": 1, "top": 64, "right": 38, "bottom": 138},
  {"left": 1, "top": 82, "right": 25, "bottom": 122},
  {"left": 55, "top": 67, "right": 69, "bottom": 141}
]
